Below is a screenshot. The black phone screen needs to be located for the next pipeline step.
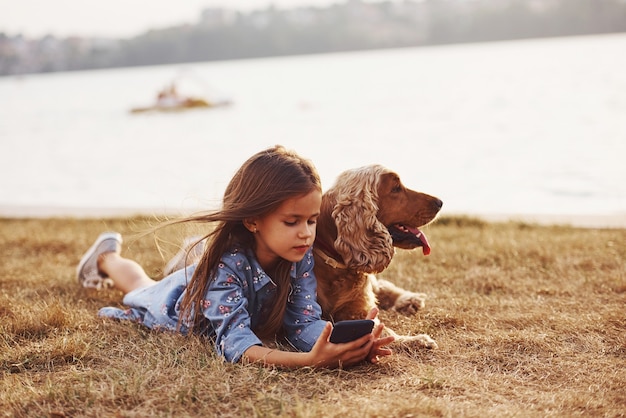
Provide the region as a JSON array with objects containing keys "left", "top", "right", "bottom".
[{"left": 329, "top": 319, "right": 375, "bottom": 343}]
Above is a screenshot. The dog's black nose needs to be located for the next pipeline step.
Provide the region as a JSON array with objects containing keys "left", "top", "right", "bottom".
[{"left": 433, "top": 199, "right": 443, "bottom": 209}]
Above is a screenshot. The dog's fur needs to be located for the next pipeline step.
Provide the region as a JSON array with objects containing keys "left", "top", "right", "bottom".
[{"left": 313, "top": 165, "right": 442, "bottom": 348}]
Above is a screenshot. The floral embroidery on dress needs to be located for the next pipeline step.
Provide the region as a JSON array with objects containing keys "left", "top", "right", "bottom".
[{"left": 226, "top": 291, "right": 242, "bottom": 304}]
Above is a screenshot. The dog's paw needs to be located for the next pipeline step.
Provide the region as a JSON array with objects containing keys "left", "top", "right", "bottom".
[
  {"left": 393, "top": 292, "right": 427, "bottom": 315},
  {"left": 417, "top": 334, "right": 438, "bottom": 350},
  {"left": 394, "top": 333, "right": 438, "bottom": 350}
]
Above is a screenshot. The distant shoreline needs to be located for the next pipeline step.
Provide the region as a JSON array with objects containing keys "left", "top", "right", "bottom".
[{"left": 1, "top": 205, "right": 624, "bottom": 229}]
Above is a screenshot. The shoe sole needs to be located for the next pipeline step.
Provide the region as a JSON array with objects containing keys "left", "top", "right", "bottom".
[{"left": 76, "top": 232, "right": 122, "bottom": 286}]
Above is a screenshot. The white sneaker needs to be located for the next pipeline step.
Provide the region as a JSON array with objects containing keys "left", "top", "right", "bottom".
[
  {"left": 76, "top": 232, "right": 122, "bottom": 290},
  {"left": 163, "top": 236, "right": 205, "bottom": 277}
]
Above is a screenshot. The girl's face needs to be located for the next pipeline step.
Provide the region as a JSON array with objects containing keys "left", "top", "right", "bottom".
[{"left": 250, "top": 190, "right": 322, "bottom": 271}]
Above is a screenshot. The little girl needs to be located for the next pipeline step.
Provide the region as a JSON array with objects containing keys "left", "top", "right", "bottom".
[{"left": 77, "top": 145, "right": 393, "bottom": 368}]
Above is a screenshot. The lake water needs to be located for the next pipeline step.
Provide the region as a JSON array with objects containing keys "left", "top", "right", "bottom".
[{"left": 1, "top": 33, "right": 625, "bottom": 225}]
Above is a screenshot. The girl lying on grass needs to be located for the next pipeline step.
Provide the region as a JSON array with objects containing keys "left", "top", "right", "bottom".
[{"left": 76, "top": 145, "right": 393, "bottom": 368}]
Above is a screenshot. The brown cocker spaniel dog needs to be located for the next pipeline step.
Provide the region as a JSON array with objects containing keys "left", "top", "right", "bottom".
[{"left": 313, "top": 165, "right": 442, "bottom": 348}]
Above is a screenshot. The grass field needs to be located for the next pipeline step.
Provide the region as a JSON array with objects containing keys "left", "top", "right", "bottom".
[{"left": 1, "top": 216, "right": 624, "bottom": 417}]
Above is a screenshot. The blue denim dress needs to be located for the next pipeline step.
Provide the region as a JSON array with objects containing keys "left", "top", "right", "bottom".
[{"left": 98, "top": 246, "right": 327, "bottom": 362}]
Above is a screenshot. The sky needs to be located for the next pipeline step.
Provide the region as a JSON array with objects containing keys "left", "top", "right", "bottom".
[{"left": 1, "top": 0, "right": 353, "bottom": 39}]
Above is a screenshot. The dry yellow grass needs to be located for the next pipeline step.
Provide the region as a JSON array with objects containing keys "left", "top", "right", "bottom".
[{"left": 1, "top": 216, "right": 624, "bottom": 417}]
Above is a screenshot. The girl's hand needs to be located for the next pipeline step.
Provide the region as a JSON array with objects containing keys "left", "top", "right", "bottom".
[
  {"left": 365, "top": 307, "right": 394, "bottom": 364},
  {"left": 244, "top": 310, "right": 394, "bottom": 369},
  {"left": 306, "top": 322, "right": 373, "bottom": 368},
  {"left": 306, "top": 308, "right": 395, "bottom": 368}
]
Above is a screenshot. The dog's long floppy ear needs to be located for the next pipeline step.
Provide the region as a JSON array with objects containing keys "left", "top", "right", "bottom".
[{"left": 331, "top": 166, "right": 394, "bottom": 273}]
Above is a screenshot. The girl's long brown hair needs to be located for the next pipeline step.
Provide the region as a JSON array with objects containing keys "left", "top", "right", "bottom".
[{"left": 173, "top": 145, "right": 321, "bottom": 340}]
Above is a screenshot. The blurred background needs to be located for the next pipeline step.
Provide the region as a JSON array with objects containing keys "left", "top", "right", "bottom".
[{"left": 1, "top": 0, "right": 625, "bottom": 225}]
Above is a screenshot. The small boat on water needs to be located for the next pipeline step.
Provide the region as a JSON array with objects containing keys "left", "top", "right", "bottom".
[{"left": 130, "top": 82, "right": 231, "bottom": 114}]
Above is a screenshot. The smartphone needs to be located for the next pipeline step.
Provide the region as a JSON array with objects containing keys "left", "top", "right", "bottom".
[{"left": 329, "top": 319, "right": 375, "bottom": 344}]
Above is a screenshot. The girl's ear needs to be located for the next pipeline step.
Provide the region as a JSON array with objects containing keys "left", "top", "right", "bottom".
[{"left": 243, "top": 219, "right": 258, "bottom": 233}]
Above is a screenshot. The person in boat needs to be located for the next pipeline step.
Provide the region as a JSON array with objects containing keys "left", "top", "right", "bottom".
[{"left": 156, "top": 82, "right": 185, "bottom": 108}]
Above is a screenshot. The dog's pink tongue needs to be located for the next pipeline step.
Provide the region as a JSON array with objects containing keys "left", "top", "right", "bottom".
[{"left": 408, "top": 226, "right": 431, "bottom": 255}]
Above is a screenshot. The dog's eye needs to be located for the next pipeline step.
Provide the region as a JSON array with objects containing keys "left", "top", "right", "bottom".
[{"left": 391, "top": 185, "right": 402, "bottom": 193}]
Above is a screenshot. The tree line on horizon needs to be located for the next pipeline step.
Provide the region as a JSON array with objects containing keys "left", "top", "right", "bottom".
[{"left": 1, "top": 0, "right": 625, "bottom": 76}]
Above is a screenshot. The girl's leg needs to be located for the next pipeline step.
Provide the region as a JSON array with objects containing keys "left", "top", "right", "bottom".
[
  {"left": 99, "top": 252, "right": 157, "bottom": 294},
  {"left": 77, "top": 232, "right": 156, "bottom": 294}
]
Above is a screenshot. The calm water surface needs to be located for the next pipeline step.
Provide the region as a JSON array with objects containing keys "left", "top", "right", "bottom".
[{"left": 1, "top": 34, "right": 625, "bottom": 219}]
